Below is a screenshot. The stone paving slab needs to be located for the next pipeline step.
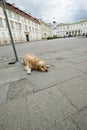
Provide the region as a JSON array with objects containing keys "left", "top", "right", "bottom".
[
  {"left": 79, "top": 74, "right": 87, "bottom": 82},
  {"left": 52, "top": 117, "right": 80, "bottom": 130},
  {"left": 73, "top": 61, "right": 87, "bottom": 73},
  {"left": 49, "top": 60, "right": 75, "bottom": 71},
  {"left": 72, "top": 108, "right": 87, "bottom": 130},
  {"left": 28, "top": 68, "right": 82, "bottom": 92},
  {"left": 0, "top": 97, "right": 31, "bottom": 130},
  {"left": 0, "top": 86, "right": 76, "bottom": 130},
  {"left": 65, "top": 55, "right": 87, "bottom": 63},
  {"left": 57, "top": 77, "right": 87, "bottom": 110},
  {"left": 0, "top": 61, "right": 82, "bottom": 93},
  {"left": 0, "top": 84, "right": 9, "bottom": 105},
  {"left": 27, "top": 86, "right": 76, "bottom": 130},
  {"left": 0, "top": 78, "right": 33, "bottom": 105},
  {"left": 0, "top": 63, "right": 27, "bottom": 84},
  {"left": 0, "top": 38, "right": 87, "bottom": 130},
  {"left": 7, "top": 78, "right": 33, "bottom": 101}
]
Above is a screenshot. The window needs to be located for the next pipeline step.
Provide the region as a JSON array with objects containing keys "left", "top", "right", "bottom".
[
  {"left": 29, "top": 26, "right": 31, "bottom": 32},
  {"left": 13, "top": 13, "right": 16, "bottom": 19},
  {"left": 0, "top": 18, "right": 3, "bottom": 27},
  {"left": 2, "top": 32, "right": 6, "bottom": 38},
  {"left": 18, "top": 23, "right": 21, "bottom": 30},
  {"left": 15, "top": 22, "right": 17, "bottom": 29},
  {"left": 13, "top": 33, "right": 16, "bottom": 38},
  {"left": 17, "top": 14, "right": 20, "bottom": 20},
  {"left": 28, "top": 20, "right": 30, "bottom": 24},
  {"left": 15, "top": 22, "right": 21, "bottom": 30},
  {"left": 44, "top": 33, "right": 46, "bottom": 35},
  {"left": 10, "top": 21, "right": 14, "bottom": 29},
  {"left": 0, "top": 8, "right": 3, "bottom": 15},
  {"left": 25, "top": 25, "right": 27, "bottom": 31},
  {"left": 31, "top": 21, "right": 33, "bottom": 25},
  {"left": 4, "top": 20, "right": 7, "bottom": 28},
  {"left": 32, "top": 27, "right": 34, "bottom": 33},
  {"left": 14, "top": 13, "right": 17, "bottom": 19},
  {"left": 53, "top": 21, "right": 56, "bottom": 24},
  {"left": 35, "top": 28, "right": 37, "bottom": 33},
  {"left": 53, "top": 27, "right": 56, "bottom": 29},
  {"left": 67, "top": 26, "right": 69, "bottom": 29},
  {"left": 24, "top": 18, "right": 26, "bottom": 22},
  {"left": 8, "top": 11, "right": 12, "bottom": 18}
]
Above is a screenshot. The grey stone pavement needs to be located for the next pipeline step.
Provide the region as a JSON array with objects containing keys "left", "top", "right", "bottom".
[{"left": 0, "top": 37, "right": 87, "bottom": 130}]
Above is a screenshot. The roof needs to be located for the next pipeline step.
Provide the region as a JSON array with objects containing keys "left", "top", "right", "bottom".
[
  {"left": 57, "top": 23, "right": 67, "bottom": 27},
  {"left": 56, "top": 18, "right": 87, "bottom": 27},
  {"left": 39, "top": 19, "right": 51, "bottom": 27},
  {"left": 0, "top": 2, "right": 40, "bottom": 24}
]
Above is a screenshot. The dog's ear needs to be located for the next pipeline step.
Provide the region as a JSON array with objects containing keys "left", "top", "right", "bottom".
[{"left": 35, "top": 62, "right": 40, "bottom": 70}]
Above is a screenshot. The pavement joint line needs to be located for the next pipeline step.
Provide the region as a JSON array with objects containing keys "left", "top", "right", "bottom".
[
  {"left": 0, "top": 77, "right": 28, "bottom": 86},
  {"left": 77, "top": 106, "right": 87, "bottom": 113},
  {"left": 79, "top": 76, "right": 87, "bottom": 83},
  {"left": 32, "top": 75, "right": 80, "bottom": 94},
  {"left": 58, "top": 86, "right": 78, "bottom": 110},
  {"left": 72, "top": 67, "right": 87, "bottom": 74},
  {"left": 70, "top": 116, "right": 81, "bottom": 130},
  {"left": 64, "top": 60, "right": 78, "bottom": 64}
]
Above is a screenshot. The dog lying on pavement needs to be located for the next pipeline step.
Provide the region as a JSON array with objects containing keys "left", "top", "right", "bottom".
[{"left": 22, "top": 53, "right": 49, "bottom": 74}]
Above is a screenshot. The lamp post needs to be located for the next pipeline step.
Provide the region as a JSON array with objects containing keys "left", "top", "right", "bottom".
[{"left": 1, "top": 0, "right": 18, "bottom": 62}]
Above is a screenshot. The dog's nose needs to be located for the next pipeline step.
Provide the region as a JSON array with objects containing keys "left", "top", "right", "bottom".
[{"left": 46, "top": 69, "right": 48, "bottom": 72}]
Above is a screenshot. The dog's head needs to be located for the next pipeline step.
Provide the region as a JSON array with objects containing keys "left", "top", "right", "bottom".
[{"left": 37, "top": 61, "right": 48, "bottom": 72}]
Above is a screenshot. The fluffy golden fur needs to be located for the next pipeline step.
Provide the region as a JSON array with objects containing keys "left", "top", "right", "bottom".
[{"left": 22, "top": 53, "right": 49, "bottom": 74}]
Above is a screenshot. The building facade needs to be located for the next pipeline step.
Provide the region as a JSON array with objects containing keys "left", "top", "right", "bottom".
[
  {"left": 0, "top": 2, "right": 51, "bottom": 45},
  {"left": 39, "top": 20, "right": 52, "bottom": 39},
  {"left": 51, "top": 19, "right": 87, "bottom": 37}
]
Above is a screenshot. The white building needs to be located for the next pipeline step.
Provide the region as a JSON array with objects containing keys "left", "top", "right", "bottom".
[
  {"left": 0, "top": 2, "right": 51, "bottom": 45},
  {"left": 39, "top": 20, "right": 52, "bottom": 39},
  {"left": 51, "top": 19, "right": 87, "bottom": 37},
  {"left": 0, "top": 2, "right": 42, "bottom": 45}
]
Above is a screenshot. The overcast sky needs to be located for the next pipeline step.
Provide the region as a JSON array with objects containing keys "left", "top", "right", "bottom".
[{"left": 7, "top": 0, "right": 87, "bottom": 23}]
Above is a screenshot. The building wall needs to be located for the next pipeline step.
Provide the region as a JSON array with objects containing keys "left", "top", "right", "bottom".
[
  {"left": 51, "top": 19, "right": 87, "bottom": 37},
  {"left": 40, "top": 20, "right": 52, "bottom": 39},
  {"left": 58, "top": 21, "right": 87, "bottom": 37},
  {"left": 0, "top": 3, "right": 42, "bottom": 45}
]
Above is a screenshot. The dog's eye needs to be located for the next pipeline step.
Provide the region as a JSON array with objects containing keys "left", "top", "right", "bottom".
[{"left": 42, "top": 66, "right": 44, "bottom": 68}]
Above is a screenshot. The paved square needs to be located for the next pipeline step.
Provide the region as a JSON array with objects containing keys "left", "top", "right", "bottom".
[{"left": 0, "top": 38, "right": 87, "bottom": 130}]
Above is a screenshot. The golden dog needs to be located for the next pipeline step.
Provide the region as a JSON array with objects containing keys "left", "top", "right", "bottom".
[{"left": 22, "top": 53, "right": 49, "bottom": 74}]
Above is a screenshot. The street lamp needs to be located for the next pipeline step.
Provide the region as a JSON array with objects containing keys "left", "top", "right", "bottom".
[{"left": 1, "top": 0, "right": 18, "bottom": 63}]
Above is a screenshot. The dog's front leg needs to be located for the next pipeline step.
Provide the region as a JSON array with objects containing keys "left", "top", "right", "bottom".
[
  {"left": 46, "top": 64, "right": 50, "bottom": 68},
  {"left": 25, "top": 66, "right": 31, "bottom": 74},
  {"left": 27, "top": 68, "right": 31, "bottom": 74}
]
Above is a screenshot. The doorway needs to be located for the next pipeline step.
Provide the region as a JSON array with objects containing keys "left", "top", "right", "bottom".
[{"left": 26, "top": 34, "right": 29, "bottom": 41}]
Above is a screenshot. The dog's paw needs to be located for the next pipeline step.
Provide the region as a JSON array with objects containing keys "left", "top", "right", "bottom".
[
  {"left": 27, "top": 70, "right": 31, "bottom": 74},
  {"left": 46, "top": 65, "right": 50, "bottom": 68}
]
